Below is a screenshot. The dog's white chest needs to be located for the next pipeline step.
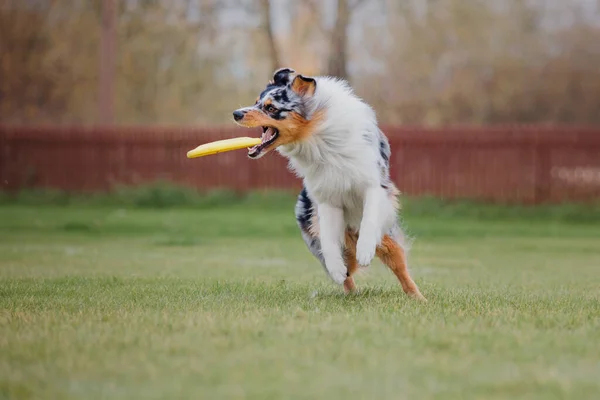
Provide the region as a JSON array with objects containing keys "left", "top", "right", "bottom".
[
  {"left": 279, "top": 120, "right": 383, "bottom": 230},
  {"left": 299, "top": 154, "right": 366, "bottom": 195},
  {"left": 303, "top": 161, "right": 374, "bottom": 230}
]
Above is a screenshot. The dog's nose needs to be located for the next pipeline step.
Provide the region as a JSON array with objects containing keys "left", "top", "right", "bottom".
[{"left": 233, "top": 110, "right": 245, "bottom": 121}]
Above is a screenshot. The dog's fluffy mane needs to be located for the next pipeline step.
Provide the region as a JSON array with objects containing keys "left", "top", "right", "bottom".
[{"left": 277, "top": 75, "right": 393, "bottom": 219}]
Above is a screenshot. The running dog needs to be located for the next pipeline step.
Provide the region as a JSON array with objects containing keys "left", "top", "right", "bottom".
[{"left": 232, "top": 68, "right": 425, "bottom": 300}]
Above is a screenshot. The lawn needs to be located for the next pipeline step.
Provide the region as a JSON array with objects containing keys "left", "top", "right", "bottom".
[{"left": 1, "top": 201, "right": 599, "bottom": 399}]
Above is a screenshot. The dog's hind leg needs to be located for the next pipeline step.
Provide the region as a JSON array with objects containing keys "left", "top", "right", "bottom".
[
  {"left": 343, "top": 230, "right": 360, "bottom": 293},
  {"left": 376, "top": 232, "right": 426, "bottom": 301}
]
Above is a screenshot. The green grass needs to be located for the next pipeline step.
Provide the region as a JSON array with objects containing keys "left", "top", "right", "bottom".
[
  {"left": 1, "top": 201, "right": 599, "bottom": 399},
  {"left": 3, "top": 183, "right": 600, "bottom": 223}
]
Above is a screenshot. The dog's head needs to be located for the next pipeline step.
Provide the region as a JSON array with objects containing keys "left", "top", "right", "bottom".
[{"left": 232, "top": 68, "right": 321, "bottom": 159}]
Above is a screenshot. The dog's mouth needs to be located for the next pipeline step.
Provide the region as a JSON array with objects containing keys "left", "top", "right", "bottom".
[{"left": 248, "top": 126, "right": 279, "bottom": 159}]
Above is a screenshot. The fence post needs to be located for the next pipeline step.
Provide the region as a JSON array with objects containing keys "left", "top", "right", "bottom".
[
  {"left": 0, "top": 127, "right": 5, "bottom": 190},
  {"left": 533, "top": 143, "right": 550, "bottom": 204}
]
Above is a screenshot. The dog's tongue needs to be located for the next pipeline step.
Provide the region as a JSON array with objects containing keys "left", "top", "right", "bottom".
[
  {"left": 248, "top": 127, "right": 277, "bottom": 157},
  {"left": 249, "top": 127, "right": 275, "bottom": 151},
  {"left": 261, "top": 127, "right": 276, "bottom": 144}
]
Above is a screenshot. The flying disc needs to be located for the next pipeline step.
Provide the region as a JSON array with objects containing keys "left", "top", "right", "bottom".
[{"left": 186, "top": 137, "right": 262, "bottom": 158}]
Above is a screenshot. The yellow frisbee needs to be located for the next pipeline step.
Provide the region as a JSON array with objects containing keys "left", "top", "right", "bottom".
[{"left": 186, "top": 137, "right": 262, "bottom": 158}]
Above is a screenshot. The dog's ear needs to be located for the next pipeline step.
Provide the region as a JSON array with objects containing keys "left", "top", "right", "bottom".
[
  {"left": 272, "top": 68, "right": 296, "bottom": 86},
  {"left": 290, "top": 74, "right": 316, "bottom": 97}
]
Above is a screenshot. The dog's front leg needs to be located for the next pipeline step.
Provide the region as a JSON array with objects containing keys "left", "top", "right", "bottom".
[
  {"left": 317, "top": 203, "right": 347, "bottom": 285},
  {"left": 356, "top": 186, "right": 391, "bottom": 266}
]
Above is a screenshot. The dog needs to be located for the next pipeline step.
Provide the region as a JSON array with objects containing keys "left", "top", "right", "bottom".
[{"left": 232, "top": 68, "right": 425, "bottom": 300}]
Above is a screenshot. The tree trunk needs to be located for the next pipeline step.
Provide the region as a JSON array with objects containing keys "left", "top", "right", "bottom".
[
  {"left": 261, "top": 0, "right": 280, "bottom": 72},
  {"left": 327, "top": 0, "right": 350, "bottom": 80}
]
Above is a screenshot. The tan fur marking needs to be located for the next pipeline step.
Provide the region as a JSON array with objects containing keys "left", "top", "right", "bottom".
[
  {"left": 386, "top": 184, "right": 401, "bottom": 211},
  {"left": 236, "top": 109, "right": 325, "bottom": 155},
  {"left": 276, "top": 110, "right": 324, "bottom": 144},
  {"left": 376, "top": 235, "right": 426, "bottom": 301},
  {"left": 308, "top": 209, "right": 320, "bottom": 238},
  {"left": 343, "top": 230, "right": 359, "bottom": 293},
  {"left": 291, "top": 75, "right": 316, "bottom": 97},
  {"left": 236, "top": 109, "right": 272, "bottom": 128}
]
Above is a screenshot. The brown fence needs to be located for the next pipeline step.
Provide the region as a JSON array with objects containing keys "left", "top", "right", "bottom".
[{"left": 1, "top": 125, "right": 599, "bottom": 204}]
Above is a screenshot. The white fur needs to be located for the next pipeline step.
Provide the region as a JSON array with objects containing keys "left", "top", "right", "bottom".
[
  {"left": 277, "top": 76, "right": 393, "bottom": 283},
  {"left": 317, "top": 203, "right": 347, "bottom": 284},
  {"left": 356, "top": 185, "right": 395, "bottom": 266}
]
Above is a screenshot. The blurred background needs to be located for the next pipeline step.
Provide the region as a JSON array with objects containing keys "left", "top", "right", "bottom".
[{"left": 1, "top": 0, "right": 599, "bottom": 203}]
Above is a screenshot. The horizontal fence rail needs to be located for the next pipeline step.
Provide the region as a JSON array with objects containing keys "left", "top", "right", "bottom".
[{"left": 1, "top": 125, "right": 600, "bottom": 204}]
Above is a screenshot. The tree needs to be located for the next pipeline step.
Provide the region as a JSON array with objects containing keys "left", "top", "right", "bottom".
[
  {"left": 326, "top": 0, "right": 368, "bottom": 80},
  {"left": 0, "top": 0, "right": 101, "bottom": 123},
  {"left": 326, "top": 0, "right": 350, "bottom": 79},
  {"left": 260, "top": 0, "right": 280, "bottom": 72}
]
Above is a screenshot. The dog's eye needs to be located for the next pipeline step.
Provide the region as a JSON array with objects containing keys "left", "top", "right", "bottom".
[{"left": 265, "top": 105, "right": 276, "bottom": 113}]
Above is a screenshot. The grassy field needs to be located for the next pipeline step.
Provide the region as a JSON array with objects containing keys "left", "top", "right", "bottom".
[{"left": 1, "top": 197, "right": 599, "bottom": 399}]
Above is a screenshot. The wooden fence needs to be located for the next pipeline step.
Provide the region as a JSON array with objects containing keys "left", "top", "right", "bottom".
[{"left": 1, "top": 125, "right": 599, "bottom": 204}]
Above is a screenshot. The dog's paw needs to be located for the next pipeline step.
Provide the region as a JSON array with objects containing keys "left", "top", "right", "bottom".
[
  {"left": 326, "top": 263, "right": 348, "bottom": 285},
  {"left": 356, "top": 235, "right": 377, "bottom": 266}
]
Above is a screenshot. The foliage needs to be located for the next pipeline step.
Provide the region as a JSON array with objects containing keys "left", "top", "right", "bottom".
[{"left": 1, "top": 0, "right": 600, "bottom": 125}]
